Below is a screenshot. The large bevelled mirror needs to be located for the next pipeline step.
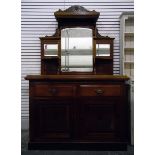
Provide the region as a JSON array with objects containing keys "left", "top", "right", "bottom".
[{"left": 61, "top": 28, "right": 93, "bottom": 72}]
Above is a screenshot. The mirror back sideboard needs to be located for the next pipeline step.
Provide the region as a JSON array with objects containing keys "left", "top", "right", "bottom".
[
  {"left": 25, "top": 5, "right": 130, "bottom": 150},
  {"left": 40, "top": 5, "right": 114, "bottom": 75}
]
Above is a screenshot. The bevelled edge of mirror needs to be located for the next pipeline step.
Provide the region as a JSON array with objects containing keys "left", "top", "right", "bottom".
[{"left": 61, "top": 27, "right": 93, "bottom": 72}]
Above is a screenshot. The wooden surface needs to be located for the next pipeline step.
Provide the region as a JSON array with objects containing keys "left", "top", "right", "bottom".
[
  {"left": 25, "top": 74, "right": 129, "bottom": 81},
  {"left": 40, "top": 5, "right": 115, "bottom": 75},
  {"left": 27, "top": 77, "right": 130, "bottom": 150},
  {"left": 79, "top": 85, "right": 122, "bottom": 96}
]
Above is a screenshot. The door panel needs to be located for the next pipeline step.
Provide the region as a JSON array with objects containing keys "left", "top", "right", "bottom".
[
  {"left": 30, "top": 99, "right": 73, "bottom": 141},
  {"left": 77, "top": 98, "right": 126, "bottom": 141}
]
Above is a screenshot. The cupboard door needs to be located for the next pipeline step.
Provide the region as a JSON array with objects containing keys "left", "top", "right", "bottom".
[
  {"left": 77, "top": 98, "right": 127, "bottom": 141},
  {"left": 30, "top": 99, "right": 73, "bottom": 141}
]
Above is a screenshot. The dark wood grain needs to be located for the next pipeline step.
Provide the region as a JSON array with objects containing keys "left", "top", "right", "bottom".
[
  {"left": 79, "top": 85, "right": 122, "bottom": 97},
  {"left": 25, "top": 74, "right": 129, "bottom": 81},
  {"left": 27, "top": 78, "right": 130, "bottom": 150}
]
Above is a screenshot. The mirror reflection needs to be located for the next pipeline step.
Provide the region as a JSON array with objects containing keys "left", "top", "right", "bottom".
[
  {"left": 96, "top": 44, "right": 110, "bottom": 56},
  {"left": 61, "top": 28, "right": 93, "bottom": 72},
  {"left": 44, "top": 44, "right": 58, "bottom": 56}
]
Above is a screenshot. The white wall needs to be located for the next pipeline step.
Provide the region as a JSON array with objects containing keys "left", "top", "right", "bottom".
[{"left": 21, "top": 0, "right": 134, "bottom": 129}]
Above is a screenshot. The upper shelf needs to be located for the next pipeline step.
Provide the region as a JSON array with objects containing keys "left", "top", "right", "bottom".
[
  {"left": 124, "top": 32, "right": 134, "bottom": 37},
  {"left": 124, "top": 47, "right": 134, "bottom": 50}
]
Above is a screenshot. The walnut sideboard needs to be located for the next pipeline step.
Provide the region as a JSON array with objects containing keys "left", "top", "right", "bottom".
[
  {"left": 25, "top": 75, "right": 130, "bottom": 150},
  {"left": 24, "top": 6, "right": 131, "bottom": 150}
]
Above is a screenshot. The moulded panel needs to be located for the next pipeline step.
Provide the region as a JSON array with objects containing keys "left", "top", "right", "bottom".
[
  {"left": 77, "top": 98, "right": 128, "bottom": 141},
  {"left": 30, "top": 99, "right": 73, "bottom": 141}
]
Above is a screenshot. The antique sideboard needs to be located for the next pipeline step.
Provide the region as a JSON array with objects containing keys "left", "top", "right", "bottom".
[{"left": 25, "top": 5, "right": 130, "bottom": 150}]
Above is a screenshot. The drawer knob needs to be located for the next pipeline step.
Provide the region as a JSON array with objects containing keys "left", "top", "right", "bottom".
[
  {"left": 95, "top": 89, "right": 104, "bottom": 95},
  {"left": 49, "top": 88, "right": 57, "bottom": 95}
]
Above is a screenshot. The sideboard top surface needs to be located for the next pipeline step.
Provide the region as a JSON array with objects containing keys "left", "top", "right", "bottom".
[{"left": 25, "top": 74, "right": 129, "bottom": 82}]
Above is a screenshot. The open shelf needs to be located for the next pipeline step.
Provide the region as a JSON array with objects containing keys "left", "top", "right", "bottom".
[
  {"left": 42, "top": 56, "right": 59, "bottom": 60},
  {"left": 124, "top": 61, "right": 134, "bottom": 63},
  {"left": 124, "top": 63, "right": 134, "bottom": 79},
  {"left": 124, "top": 47, "right": 134, "bottom": 50},
  {"left": 120, "top": 12, "right": 134, "bottom": 81},
  {"left": 125, "top": 32, "right": 134, "bottom": 37},
  {"left": 120, "top": 12, "right": 134, "bottom": 146},
  {"left": 95, "top": 56, "right": 112, "bottom": 60}
]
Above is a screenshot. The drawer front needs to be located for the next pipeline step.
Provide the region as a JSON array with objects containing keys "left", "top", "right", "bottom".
[
  {"left": 79, "top": 85, "right": 122, "bottom": 97},
  {"left": 33, "top": 84, "right": 74, "bottom": 97}
]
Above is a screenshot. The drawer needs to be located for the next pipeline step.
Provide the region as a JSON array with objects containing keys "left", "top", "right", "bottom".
[
  {"left": 79, "top": 85, "right": 122, "bottom": 97},
  {"left": 33, "top": 84, "right": 74, "bottom": 97}
]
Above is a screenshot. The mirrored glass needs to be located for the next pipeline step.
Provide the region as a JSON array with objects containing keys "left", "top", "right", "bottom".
[
  {"left": 96, "top": 44, "right": 110, "bottom": 56},
  {"left": 61, "top": 28, "right": 93, "bottom": 72},
  {"left": 44, "top": 44, "right": 58, "bottom": 56}
]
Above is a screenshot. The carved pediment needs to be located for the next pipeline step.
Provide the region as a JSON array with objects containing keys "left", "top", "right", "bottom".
[
  {"left": 54, "top": 5, "right": 99, "bottom": 25},
  {"left": 55, "top": 5, "right": 99, "bottom": 16},
  {"left": 63, "top": 5, "right": 90, "bottom": 14}
]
